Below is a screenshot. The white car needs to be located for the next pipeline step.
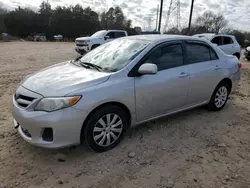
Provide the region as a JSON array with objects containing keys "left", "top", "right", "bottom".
[
  {"left": 193, "top": 33, "right": 241, "bottom": 59},
  {"left": 75, "top": 30, "right": 128, "bottom": 54}
]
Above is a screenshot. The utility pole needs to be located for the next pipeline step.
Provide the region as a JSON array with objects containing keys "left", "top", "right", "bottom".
[
  {"left": 156, "top": 5, "right": 159, "bottom": 31},
  {"left": 188, "top": 0, "right": 195, "bottom": 34},
  {"left": 158, "top": 0, "right": 163, "bottom": 32}
]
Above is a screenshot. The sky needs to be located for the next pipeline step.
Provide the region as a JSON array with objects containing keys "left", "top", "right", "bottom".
[{"left": 1, "top": 0, "right": 250, "bottom": 31}]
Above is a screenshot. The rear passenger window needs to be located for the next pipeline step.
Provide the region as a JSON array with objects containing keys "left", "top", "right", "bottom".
[
  {"left": 211, "top": 37, "right": 222, "bottom": 45},
  {"left": 145, "top": 44, "right": 183, "bottom": 71},
  {"left": 222, "top": 37, "right": 233, "bottom": 45},
  {"left": 115, "top": 32, "right": 126, "bottom": 38},
  {"left": 186, "top": 43, "right": 210, "bottom": 64}
]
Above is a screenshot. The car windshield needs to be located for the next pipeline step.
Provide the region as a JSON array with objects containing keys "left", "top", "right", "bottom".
[
  {"left": 91, "top": 31, "right": 107, "bottom": 37},
  {"left": 78, "top": 38, "right": 151, "bottom": 72}
]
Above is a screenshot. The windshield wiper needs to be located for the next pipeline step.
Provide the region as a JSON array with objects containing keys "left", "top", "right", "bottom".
[
  {"left": 80, "top": 61, "right": 103, "bottom": 72},
  {"left": 70, "top": 56, "right": 83, "bottom": 65}
]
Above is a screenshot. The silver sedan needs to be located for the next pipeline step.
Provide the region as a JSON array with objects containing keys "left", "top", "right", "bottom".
[{"left": 12, "top": 35, "right": 241, "bottom": 152}]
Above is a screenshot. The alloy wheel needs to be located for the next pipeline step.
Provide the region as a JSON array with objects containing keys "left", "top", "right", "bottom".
[
  {"left": 93, "top": 113, "right": 123, "bottom": 147},
  {"left": 214, "top": 86, "right": 228, "bottom": 108}
]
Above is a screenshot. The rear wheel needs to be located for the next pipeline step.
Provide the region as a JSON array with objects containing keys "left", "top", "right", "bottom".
[
  {"left": 207, "top": 82, "right": 230, "bottom": 111},
  {"left": 82, "top": 105, "right": 128, "bottom": 152}
]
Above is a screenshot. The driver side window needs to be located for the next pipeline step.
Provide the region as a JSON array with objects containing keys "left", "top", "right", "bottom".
[
  {"left": 106, "top": 32, "right": 115, "bottom": 39},
  {"left": 144, "top": 44, "right": 184, "bottom": 71}
]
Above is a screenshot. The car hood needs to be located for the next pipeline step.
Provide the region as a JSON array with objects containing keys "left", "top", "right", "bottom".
[{"left": 22, "top": 61, "right": 111, "bottom": 97}]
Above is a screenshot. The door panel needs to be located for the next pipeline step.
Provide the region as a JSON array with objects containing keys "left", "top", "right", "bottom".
[
  {"left": 186, "top": 60, "right": 224, "bottom": 105},
  {"left": 184, "top": 41, "right": 224, "bottom": 105},
  {"left": 135, "top": 66, "right": 189, "bottom": 121}
]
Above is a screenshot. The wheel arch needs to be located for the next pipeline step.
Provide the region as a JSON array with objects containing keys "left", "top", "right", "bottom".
[
  {"left": 80, "top": 101, "right": 132, "bottom": 143},
  {"left": 220, "top": 78, "right": 232, "bottom": 93}
]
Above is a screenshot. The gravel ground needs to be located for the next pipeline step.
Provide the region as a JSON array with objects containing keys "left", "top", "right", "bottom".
[{"left": 0, "top": 41, "right": 250, "bottom": 188}]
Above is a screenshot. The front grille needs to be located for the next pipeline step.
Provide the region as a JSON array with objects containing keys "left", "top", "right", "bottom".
[
  {"left": 76, "top": 43, "right": 88, "bottom": 47},
  {"left": 15, "top": 94, "right": 36, "bottom": 108}
]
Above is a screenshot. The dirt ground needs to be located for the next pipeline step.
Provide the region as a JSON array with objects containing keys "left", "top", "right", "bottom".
[{"left": 0, "top": 41, "right": 250, "bottom": 188}]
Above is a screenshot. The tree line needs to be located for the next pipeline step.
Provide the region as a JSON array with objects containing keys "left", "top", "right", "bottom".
[
  {"left": 0, "top": 1, "right": 137, "bottom": 40},
  {"left": 1, "top": 2, "right": 250, "bottom": 46}
]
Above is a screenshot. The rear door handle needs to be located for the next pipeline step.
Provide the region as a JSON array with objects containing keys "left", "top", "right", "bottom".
[
  {"left": 214, "top": 65, "right": 222, "bottom": 70},
  {"left": 179, "top": 72, "right": 189, "bottom": 78}
]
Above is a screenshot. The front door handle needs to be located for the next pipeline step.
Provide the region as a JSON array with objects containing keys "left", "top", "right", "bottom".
[
  {"left": 214, "top": 65, "right": 222, "bottom": 70},
  {"left": 179, "top": 72, "right": 189, "bottom": 78}
]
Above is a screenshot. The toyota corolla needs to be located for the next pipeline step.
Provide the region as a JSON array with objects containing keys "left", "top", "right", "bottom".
[{"left": 12, "top": 35, "right": 241, "bottom": 152}]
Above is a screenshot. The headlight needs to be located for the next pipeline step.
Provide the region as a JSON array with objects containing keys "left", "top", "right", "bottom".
[{"left": 35, "top": 96, "right": 81, "bottom": 112}]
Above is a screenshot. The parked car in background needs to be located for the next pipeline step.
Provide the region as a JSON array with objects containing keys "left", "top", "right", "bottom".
[
  {"left": 34, "top": 34, "right": 47, "bottom": 42},
  {"left": 75, "top": 30, "right": 128, "bottom": 54},
  {"left": 54, "top": 35, "right": 63, "bottom": 40},
  {"left": 244, "top": 46, "right": 250, "bottom": 61},
  {"left": 193, "top": 33, "right": 241, "bottom": 59},
  {"left": 12, "top": 35, "right": 241, "bottom": 152},
  {"left": 28, "top": 33, "right": 47, "bottom": 42}
]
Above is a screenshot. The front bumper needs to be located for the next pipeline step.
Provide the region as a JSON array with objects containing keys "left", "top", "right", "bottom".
[
  {"left": 75, "top": 45, "right": 89, "bottom": 54},
  {"left": 12, "top": 95, "right": 88, "bottom": 148}
]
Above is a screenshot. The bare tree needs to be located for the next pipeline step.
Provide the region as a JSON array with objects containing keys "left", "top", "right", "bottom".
[
  {"left": 164, "top": 27, "right": 180, "bottom": 34},
  {"left": 195, "top": 11, "right": 228, "bottom": 33}
]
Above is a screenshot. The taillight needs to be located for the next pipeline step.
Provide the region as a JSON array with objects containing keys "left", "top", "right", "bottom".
[{"left": 238, "top": 62, "right": 242, "bottom": 69}]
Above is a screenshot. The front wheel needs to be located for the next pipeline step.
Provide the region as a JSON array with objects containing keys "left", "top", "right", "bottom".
[
  {"left": 207, "top": 82, "right": 229, "bottom": 111},
  {"left": 82, "top": 105, "right": 128, "bottom": 152}
]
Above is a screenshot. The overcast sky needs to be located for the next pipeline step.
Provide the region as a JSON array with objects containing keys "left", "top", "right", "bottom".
[{"left": 1, "top": 0, "right": 250, "bottom": 31}]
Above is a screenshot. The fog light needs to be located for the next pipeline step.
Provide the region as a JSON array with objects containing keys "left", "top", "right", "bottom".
[
  {"left": 21, "top": 127, "right": 31, "bottom": 137},
  {"left": 42, "top": 128, "right": 53, "bottom": 142}
]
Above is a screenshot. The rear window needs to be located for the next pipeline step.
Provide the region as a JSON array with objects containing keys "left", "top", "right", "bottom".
[{"left": 186, "top": 43, "right": 210, "bottom": 64}]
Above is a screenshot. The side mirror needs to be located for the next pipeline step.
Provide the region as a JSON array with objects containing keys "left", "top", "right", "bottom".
[
  {"left": 138, "top": 63, "right": 158, "bottom": 75},
  {"left": 104, "top": 36, "right": 110, "bottom": 40}
]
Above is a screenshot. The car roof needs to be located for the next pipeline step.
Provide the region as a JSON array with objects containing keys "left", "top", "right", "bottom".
[
  {"left": 194, "top": 33, "right": 235, "bottom": 38},
  {"left": 123, "top": 34, "right": 207, "bottom": 42},
  {"left": 100, "top": 30, "right": 127, "bottom": 32}
]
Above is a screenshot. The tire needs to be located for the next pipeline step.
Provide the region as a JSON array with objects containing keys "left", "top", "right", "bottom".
[
  {"left": 91, "top": 44, "right": 100, "bottom": 50},
  {"left": 207, "top": 82, "right": 230, "bottom": 111},
  {"left": 82, "top": 105, "right": 128, "bottom": 152}
]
